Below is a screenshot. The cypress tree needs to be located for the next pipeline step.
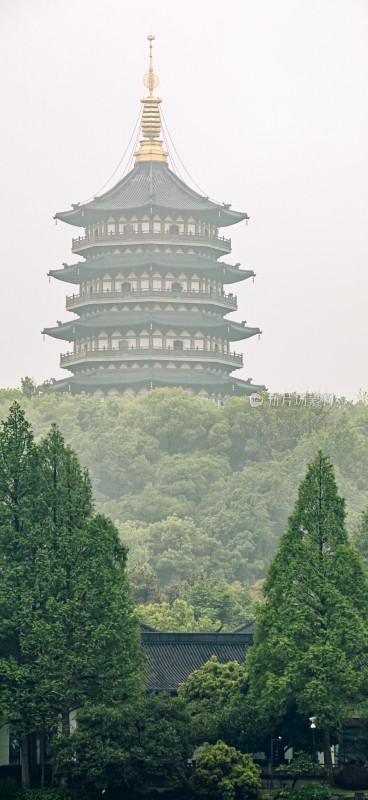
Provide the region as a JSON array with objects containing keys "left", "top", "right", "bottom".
[
  {"left": 0, "top": 406, "right": 142, "bottom": 787},
  {"left": 247, "top": 451, "right": 368, "bottom": 785},
  {"left": 0, "top": 403, "right": 42, "bottom": 787}
]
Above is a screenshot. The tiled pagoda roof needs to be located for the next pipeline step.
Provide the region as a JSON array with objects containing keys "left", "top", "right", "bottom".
[
  {"left": 55, "top": 162, "right": 248, "bottom": 228},
  {"left": 49, "top": 254, "right": 254, "bottom": 285},
  {"left": 47, "top": 369, "right": 265, "bottom": 397},
  {"left": 43, "top": 311, "right": 261, "bottom": 343}
]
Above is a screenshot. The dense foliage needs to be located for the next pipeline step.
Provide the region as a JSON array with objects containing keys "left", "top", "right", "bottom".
[
  {"left": 2, "top": 388, "right": 368, "bottom": 617},
  {"left": 0, "top": 404, "right": 141, "bottom": 789},
  {"left": 178, "top": 656, "right": 250, "bottom": 747},
  {"left": 190, "top": 741, "right": 261, "bottom": 800},
  {"left": 53, "top": 695, "right": 191, "bottom": 793},
  {"left": 247, "top": 452, "right": 368, "bottom": 784}
]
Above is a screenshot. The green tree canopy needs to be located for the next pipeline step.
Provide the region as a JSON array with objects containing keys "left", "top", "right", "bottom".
[
  {"left": 138, "top": 598, "right": 219, "bottom": 632},
  {"left": 186, "top": 578, "right": 254, "bottom": 631},
  {"left": 0, "top": 404, "right": 142, "bottom": 788},
  {"left": 190, "top": 740, "right": 261, "bottom": 800},
  {"left": 179, "top": 656, "right": 250, "bottom": 746},
  {"left": 247, "top": 451, "right": 368, "bottom": 784},
  {"left": 54, "top": 694, "right": 191, "bottom": 794}
]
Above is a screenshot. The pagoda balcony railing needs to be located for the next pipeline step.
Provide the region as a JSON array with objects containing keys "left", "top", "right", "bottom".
[
  {"left": 71, "top": 230, "right": 232, "bottom": 254},
  {"left": 60, "top": 347, "right": 243, "bottom": 369},
  {"left": 65, "top": 288, "right": 237, "bottom": 310}
]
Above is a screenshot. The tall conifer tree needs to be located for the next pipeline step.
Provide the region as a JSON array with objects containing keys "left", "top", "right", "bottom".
[
  {"left": 0, "top": 403, "right": 43, "bottom": 787},
  {"left": 247, "top": 451, "right": 368, "bottom": 785},
  {"left": 0, "top": 406, "right": 142, "bottom": 788}
]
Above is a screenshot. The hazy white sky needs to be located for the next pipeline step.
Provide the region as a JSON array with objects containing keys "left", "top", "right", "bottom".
[{"left": 1, "top": 0, "right": 367, "bottom": 398}]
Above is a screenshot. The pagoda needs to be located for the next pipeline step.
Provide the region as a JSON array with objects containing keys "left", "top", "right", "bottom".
[{"left": 43, "top": 37, "right": 263, "bottom": 401}]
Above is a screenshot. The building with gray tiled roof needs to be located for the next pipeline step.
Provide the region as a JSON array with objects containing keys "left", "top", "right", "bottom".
[{"left": 141, "top": 628, "right": 253, "bottom": 692}]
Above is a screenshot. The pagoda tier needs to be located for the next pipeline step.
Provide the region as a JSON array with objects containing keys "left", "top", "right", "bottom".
[
  {"left": 49, "top": 369, "right": 264, "bottom": 398},
  {"left": 44, "top": 42, "right": 263, "bottom": 402},
  {"left": 55, "top": 160, "right": 248, "bottom": 230},
  {"left": 49, "top": 254, "right": 254, "bottom": 286}
]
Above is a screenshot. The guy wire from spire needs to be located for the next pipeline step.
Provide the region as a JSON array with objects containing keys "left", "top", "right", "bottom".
[
  {"left": 79, "top": 107, "right": 143, "bottom": 205},
  {"left": 161, "top": 108, "right": 224, "bottom": 204},
  {"left": 161, "top": 119, "right": 185, "bottom": 180},
  {"left": 125, "top": 118, "right": 145, "bottom": 175}
]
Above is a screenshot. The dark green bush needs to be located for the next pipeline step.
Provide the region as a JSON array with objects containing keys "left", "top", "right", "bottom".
[{"left": 290, "top": 783, "right": 331, "bottom": 800}]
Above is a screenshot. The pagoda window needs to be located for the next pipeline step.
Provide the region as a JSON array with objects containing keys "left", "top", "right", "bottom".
[
  {"left": 139, "top": 334, "right": 150, "bottom": 349},
  {"left": 141, "top": 222, "right": 150, "bottom": 234},
  {"left": 111, "top": 334, "right": 121, "bottom": 350},
  {"left": 107, "top": 222, "right": 115, "bottom": 234},
  {"left": 121, "top": 281, "right": 132, "bottom": 292},
  {"left": 98, "top": 336, "right": 108, "bottom": 350},
  {"left": 152, "top": 278, "right": 162, "bottom": 290},
  {"left": 194, "top": 338, "right": 204, "bottom": 350},
  {"left": 153, "top": 221, "right": 162, "bottom": 233},
  {"left": 168, "top": 224, "right": 180, "bottom": 234},
  {"left": 119, "top": 340, "right": 130, "bottom": 351},
  {"left": 102, "top": 280, "right": 112, "bottom": 292},
  {"left": 187, "top": 223, "right": 195, "bottom": 235},
  {"left": 153, "top": 335, "right": 163, "bottom": 348},
  {"left": 173, "top": 340, "right": 184, "bottom": 351},
  {"left": 124, "top": 223, "right": 137, "bottom": 235},
  {"left": 140, "top": 279, "right": 149, "bottom": 290},
  {"left": 190, "top": 280, "right": 200, "bottom": 292}
]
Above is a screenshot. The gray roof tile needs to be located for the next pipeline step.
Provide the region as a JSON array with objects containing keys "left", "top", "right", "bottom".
[{"left": 56, "top": 163, "right": 248, "bottom": 228}]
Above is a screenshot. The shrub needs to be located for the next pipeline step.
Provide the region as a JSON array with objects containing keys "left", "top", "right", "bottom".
[
  {"left": 190, "top": 740, "right": 261, "bottom": 800},
  {"left": 290, "top": 783, "right": 331, "bottom": 800}
]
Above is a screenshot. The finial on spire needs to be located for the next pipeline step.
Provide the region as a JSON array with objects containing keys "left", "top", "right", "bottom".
[
  {"left": 143, "top": 34, "right": 159, "bottom": 97},
  {"left": 135, "top": 34, "right": 168, "bottom": 163}
]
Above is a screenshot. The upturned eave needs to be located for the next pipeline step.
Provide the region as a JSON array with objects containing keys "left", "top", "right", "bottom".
[{"left": 54, "top": 162, "right": 248, "bottom": 228}]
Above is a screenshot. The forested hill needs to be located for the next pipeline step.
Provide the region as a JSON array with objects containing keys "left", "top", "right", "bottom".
[{"left": 1, "top": 387, "right": 368, "bottom": 602}]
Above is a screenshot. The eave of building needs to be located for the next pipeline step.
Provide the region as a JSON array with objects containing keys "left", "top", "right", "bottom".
[
  {"left": 55, "top": 162, "right": 248, "bottom": 229},
  {"left": 42, "top": 311, "right": 261, "bottom": 343},
  {"left": 44, "top": 369, "right": 265, "bottom": 397},
  {"left": 48, "top": 254, "right": 255, "bottom": 286},
  {"left": 141, "top": 630, "right": 253, "bottom": 692}
]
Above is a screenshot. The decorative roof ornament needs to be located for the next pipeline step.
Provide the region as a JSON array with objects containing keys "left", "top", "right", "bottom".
[
  {"left": 135, "top": 34, "right": 168, "bottom": 163},
  {"left": 143, "top": 34, "right": 159, "bottom": 96}
]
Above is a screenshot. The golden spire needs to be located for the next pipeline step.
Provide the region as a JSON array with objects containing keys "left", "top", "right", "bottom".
[{"left": 135, "top": 34, "right": 168, "bottom": 164}]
